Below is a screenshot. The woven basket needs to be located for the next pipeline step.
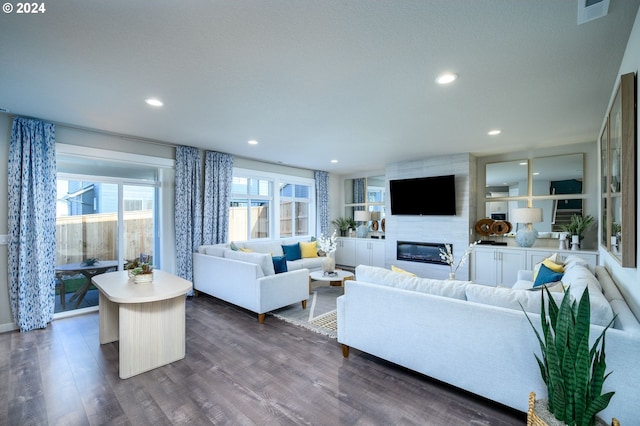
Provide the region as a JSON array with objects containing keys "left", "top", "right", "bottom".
[{"left": 527, "top": 392, "right": 619, "bottom": 426}]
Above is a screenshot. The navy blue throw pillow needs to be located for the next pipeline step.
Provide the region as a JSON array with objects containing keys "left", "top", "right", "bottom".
[
  {"left": 281, "top": 243, "right": 302, "bottom": 261},
  {"left": 272, "top": 255, "right": 288, "bottom": 274},
  {"left": 533, "top": 263, "right": 564, "bottom": 288}
]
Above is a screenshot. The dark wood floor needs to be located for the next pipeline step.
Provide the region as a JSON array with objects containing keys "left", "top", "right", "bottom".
[{"left": 0, "top": 294, "right": 525, "bottom": 425}]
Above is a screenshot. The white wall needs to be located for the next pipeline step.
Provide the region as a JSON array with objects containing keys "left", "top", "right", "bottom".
[
  {"left": 600, "top": 7, "right": 640, "bottom": 319},
  {"left": 385, "top": 153, "right": 476, "bottom": 280}
]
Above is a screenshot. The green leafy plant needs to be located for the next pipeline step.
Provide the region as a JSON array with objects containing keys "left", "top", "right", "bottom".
[
  {"left": 610, "top": 221, "right": 621, "bottom": 237},
  {"left": 130, "top": 262, "right": 153, "bottom": 275},
  {"left": 523, "top": 288, "right": 615, "bottom": 426},
  {"left": 561, "top": 214, "right": 595, "bottom": 240},
  {"left": 332, "top": 217, "right": 356, "bottom": 232}
]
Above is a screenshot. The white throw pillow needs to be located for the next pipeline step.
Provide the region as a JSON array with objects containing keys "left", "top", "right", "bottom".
[
  {"left": 465, "top": 284, "right": 567, "bottom": 315},
  {"left": 223, "top": 249, "right": 275, "bottom": 276},
  {"left": 204, "top": 246, "right": 226, "bottom": 257},
  {"left": 354, "top": 265, "right": 469, "bottom": 300}
]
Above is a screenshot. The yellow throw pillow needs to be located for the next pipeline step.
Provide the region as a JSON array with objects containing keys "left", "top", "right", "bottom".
[
  {"left": 300, "top": 241, "right": 318, "bottom": 258},
  {"left": 239, "top": 247, "right": 254, "bottom": 253},
  {"left": 391, "top": 265, "right": 416, "bottom": 276}
]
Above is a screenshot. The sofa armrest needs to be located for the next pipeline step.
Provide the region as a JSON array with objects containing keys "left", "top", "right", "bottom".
[{"left": 256, "top": 268, "right": 310, "bottom": 313}]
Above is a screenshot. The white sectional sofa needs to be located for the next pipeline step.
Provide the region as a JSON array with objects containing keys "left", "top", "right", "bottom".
[
  {"left": 193, "top": 238, "right": 324, "bottom": 323},
  {"left": 337, "top": 259, "right": 640, "bottom": 424}
]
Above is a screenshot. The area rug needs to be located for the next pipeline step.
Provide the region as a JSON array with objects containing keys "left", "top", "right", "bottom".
[{"left": 270, "top": 285, "right": 341, "bottom": 338}]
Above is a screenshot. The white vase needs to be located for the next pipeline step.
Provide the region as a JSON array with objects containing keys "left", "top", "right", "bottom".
[
  {"left": 448, "top": 272, "right": 456, "bottom": 280},
  {"left": 571, "top": 234, "right": 580, "bottom": 251},
  {"left": 322, "top": 255, "right": 335, "bottom": 273}
]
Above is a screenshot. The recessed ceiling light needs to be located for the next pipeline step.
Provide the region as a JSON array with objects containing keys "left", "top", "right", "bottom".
[
  {"left": 145, "top": 98, "right": 163, "bottom": 107},
  {"left": 488, "top": 129, "right": 501, "bottom": 136},
  {"left": 519, "top": 162, "right": 528, "bottom": 166},
  {"left": 331, "top": 159, "right": 338, "bottom": 163},
  {"left": 248, "top": 140, "right": 258, "bottom": 145},
  {"left": 435, "top": 72, "right": 458, "bottom": 85},
  {"left": 533, "top": 172, "right": 540, "bottom": 176}
]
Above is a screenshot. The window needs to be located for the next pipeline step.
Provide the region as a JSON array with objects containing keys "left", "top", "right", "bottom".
[
  {"left": 230, "top": 177, "right": 272, "bottom": 240},
  {"left": 230, "top": 169, "right": 316, "bottom": 240},
  {"left": 55, "top": 144, "right": 172, "bottom": 314},
  {"left": 279, "top": 183, "right": 311, "bottom": 237}
]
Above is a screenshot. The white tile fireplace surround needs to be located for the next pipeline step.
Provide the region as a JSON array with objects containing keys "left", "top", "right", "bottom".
[{"left": 385, "top": 153, "right": 476, "bottom": 280}]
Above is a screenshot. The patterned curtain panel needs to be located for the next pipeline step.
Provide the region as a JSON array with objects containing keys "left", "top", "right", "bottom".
[
  {"left": 315, "top": 170, "right": 329, "bottom": 236},
  {"left": 353, "top": 178, "right": 365, "bottom": 210},
  {"left": 8, "top": 117, "right": 57, "bottom": 332},
  {"left": 203, "top": 151, "right": 233, "bottom": 245},
  {"left": 174, "top": 146, "right": 202, "bottom": 285}
]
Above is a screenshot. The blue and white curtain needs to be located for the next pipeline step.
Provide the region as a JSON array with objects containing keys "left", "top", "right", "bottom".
[
  {"left": 203, "top": 151, "right": 233, "bottom": 245},
  {"left": 315, "top": 170, "right": 330, "bottom": 237},
  {"left": 175, "top": 146, "right": 202, "bottom": 284},
  {"left": 8, "top": 117, "right": 57, "bottom": 332}
]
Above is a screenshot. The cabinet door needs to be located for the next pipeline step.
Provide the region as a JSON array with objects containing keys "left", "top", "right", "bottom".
[
  {"left": 336, "top": 238, "right": 356, "bottom": 267},
  {"left": 355, "top": 240, "right": 371, "bottom": 266},
  {"left": 471, "top": 249, "right": 497, "bottom": 285},
  {"left": 496, "top": 250, "right": 526, "bottom": 286},
  {"left": 369, "top": 240, "right": 385, "bottom": 267}
]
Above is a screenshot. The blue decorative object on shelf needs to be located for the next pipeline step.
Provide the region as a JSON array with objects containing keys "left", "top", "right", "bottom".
[{"left": 516, "top": 228, "right": 539, "bottom": 248}]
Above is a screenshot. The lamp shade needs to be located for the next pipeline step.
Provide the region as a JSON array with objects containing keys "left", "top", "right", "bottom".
[
  {"left": 354, "top": 210, "right": 371, "bottom": 222},
  {"left": 510, "top": 208, "right": 543, "bottom": 224}
]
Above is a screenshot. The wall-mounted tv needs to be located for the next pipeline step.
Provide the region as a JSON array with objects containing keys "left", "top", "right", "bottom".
[{"left": 389, "top": 175, "right": 456, "bottom": 215}]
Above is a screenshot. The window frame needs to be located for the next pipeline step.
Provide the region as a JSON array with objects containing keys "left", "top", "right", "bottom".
[{"left": 232, "top": 167, "right": 316, "bottom": 241}]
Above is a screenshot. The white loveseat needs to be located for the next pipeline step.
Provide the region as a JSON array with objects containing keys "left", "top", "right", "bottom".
[
  {"left": 337, "top": 261, "right": 640, "bottom": 424},
  {"left": 193, "top": 240, "right": 316, "bottom": 323}
]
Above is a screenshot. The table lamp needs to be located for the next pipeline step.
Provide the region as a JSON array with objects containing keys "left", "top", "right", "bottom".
[
  {"left": 354, "top": 210, "right": 371, "bottom": 238},
  {"left": 511, "top": 207, "right": 543, "bottom": 247}
]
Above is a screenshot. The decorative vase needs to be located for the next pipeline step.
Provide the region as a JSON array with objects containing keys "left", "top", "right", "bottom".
[
  {"left": 611, "top": 235, "right": 618, "bottom": 253},
  {"left": 322, "top": 255, "right": 335, "bottom": 273},
  {"left": 133, "top": 273, "right": 153, "bottom": 284},
  {"left": 571, "top": 234, "right": 580, "bottom": 251},
  {"left": 448, "top": 272, "right": 456, "bottom": 280}
]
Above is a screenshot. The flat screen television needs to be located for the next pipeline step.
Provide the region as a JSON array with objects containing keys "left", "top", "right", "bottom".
[{"left": 389, "top": 175, "right": 456, "bottom": 215}]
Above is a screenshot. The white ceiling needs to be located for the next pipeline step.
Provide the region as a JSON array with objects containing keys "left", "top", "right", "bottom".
[{"left": 1, "top": 0, "right": 638, "bottom": 174}]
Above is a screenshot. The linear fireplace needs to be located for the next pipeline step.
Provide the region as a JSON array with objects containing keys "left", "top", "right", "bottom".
[{"left": 396, "top": 241, "right": 449, "bottom": 265}]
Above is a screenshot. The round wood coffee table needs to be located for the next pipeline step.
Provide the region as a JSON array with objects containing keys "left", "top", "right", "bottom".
[{"left": 308, "top": 270, "right": 354, "bottom": 293}]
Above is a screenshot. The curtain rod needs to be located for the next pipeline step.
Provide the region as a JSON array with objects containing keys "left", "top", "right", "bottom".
[{"left": 3, "top": 112, "right": 179, "bottom": 149}]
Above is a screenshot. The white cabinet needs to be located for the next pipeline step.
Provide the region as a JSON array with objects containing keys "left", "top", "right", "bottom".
[
  {"left": 336, "top": 238, "right": 385, "bottom": 268},
  {"left": 335, "top": 238, "right": 356, "bottom": 267},
  {"left": 471, "top": 246, "right": 526, "bottom": 286},
  {"left": 471, "top": 246, "right": 599, "bottom": 286},
  {"left": 526, "top": 249, "right": 598, "bottom": 273},
  {"left": 355, "top": 239, "right": 385, "bottom": 267}
]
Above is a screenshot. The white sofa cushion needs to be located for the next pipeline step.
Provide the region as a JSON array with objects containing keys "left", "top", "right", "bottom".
[
  {"left": 223, "top": 249, "right": 275, "bottom": 276},
  {"left": 355, "top": 265, "right": 469, "bottom": 300},
  {"left": 465, "top": 284, "right": 567, "bottom": 315},
  {"left": 239, "top": 241, "right": 285, "bottom": 256},
  {"left": 203, "top": 245, "right": 226, "bottom": 257}
]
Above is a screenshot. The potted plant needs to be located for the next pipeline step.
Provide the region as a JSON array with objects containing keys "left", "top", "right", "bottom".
[
  {"left": 127, "top": 261, "right": 154, "bottom": 284},
  {"left": 523, "top": 288, "right": 618, "bottom": 426},
  {"left": 332, "top": 217, "right": 356, "bottom": 237},
  {"left": 561, "top": 214, "right": 595, "bottom": 241}
]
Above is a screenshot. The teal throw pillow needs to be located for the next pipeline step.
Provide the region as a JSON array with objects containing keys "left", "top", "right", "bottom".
[
  {"left": 272, "top": 255, "right": 288, "bottom": 274},
  {"left": 230, "top": 241, "right": 239, "bottom": 251},
  {"left": 282, "top": 243, "right": 302, "bottom": 261},
  {"left": 533, "top": 263, "right": 564, "bottom": 288}
]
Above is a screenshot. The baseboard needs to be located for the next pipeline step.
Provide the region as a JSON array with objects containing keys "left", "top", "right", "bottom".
[{"left": 0, "top": 322, "right": 18, "bottom": 334}]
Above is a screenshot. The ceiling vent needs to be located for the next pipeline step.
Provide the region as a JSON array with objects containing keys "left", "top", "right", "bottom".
[{"left": 577, "top": 0, "right": 610, "bottom": 25}]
